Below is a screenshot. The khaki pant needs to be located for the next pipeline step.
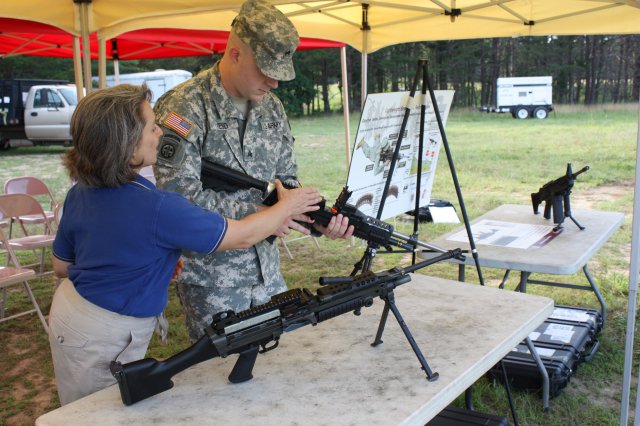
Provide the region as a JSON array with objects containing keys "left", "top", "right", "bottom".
[{"left": 48, "top": 279, "right": 157, "bottom": 405}]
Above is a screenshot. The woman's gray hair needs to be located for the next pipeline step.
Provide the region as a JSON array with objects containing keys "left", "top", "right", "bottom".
[{"left": 64, "top": 84, "right": 153, "bottom": 187}]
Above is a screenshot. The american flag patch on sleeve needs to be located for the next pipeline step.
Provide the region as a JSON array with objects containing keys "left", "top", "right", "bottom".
[{"left": 164, "top": 112, "right": 194, "bottom": 137}]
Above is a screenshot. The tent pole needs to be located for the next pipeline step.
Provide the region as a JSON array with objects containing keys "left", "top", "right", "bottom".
[
  {"left": 360, "top": 3, "right": 369, "bottom": 111},
  {"left": 112, "top": 39, "right": 121, "bottom": 85},
  {"left": 361, "top": 51, "right": 367, "bottom": 110},
  {"left": 340, "top": 46, "right": 351, "bottom": 170},
  {"left": 72, "top": 36, "right": 84, "bottom": 100},
  {"left": 620, "top": 107, "right": 640, "bottom": 426},
  {"left": 78, "top": 1, "right": 92, "bottom": 93},
  {"left": 114, "top": 59, "right": 120, "bottom": 84},
  {"left": 98, "top": 37, "right": 107, "bottom": 89}
]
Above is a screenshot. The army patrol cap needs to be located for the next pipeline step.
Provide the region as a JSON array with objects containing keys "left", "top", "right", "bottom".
[{"left": 232, "top": 0, "right": 300, "bottom": 81}]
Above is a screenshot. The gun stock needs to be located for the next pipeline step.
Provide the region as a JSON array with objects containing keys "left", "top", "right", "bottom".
[
  {"left": 110, "top": 333, "right": 219, "bottom": 405},
  {"left": 200, "top": 160, "right": 271, "bottom": 194}
]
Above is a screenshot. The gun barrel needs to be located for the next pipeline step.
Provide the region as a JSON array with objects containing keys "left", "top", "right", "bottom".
[
  {"left": 572, "top": 165, "right": 590, "bottom": 178},
  {"left": 391, "top": 230, "right": 449, "bottom": 253}
]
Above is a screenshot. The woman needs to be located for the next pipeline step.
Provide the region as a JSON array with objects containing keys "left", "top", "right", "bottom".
[{"left": 48, "top": 84, "right": 321, "bottom": 405}]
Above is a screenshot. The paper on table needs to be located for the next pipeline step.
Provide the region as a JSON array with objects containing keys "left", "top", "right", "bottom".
[
  {"left": 429, "top": 206, "right": 460, "bottom": 223},
  {"left": 447, "top": 219, "right": 558, "bottom": 249}
]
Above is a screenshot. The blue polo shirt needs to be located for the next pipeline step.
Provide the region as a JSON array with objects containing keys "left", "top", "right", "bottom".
[{"left": 53, "top": 175, "right": 227, "bottom": 317}]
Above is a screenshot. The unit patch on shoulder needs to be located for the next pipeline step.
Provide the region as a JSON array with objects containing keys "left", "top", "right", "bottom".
[
  {"left": 157, "top": 134, "right": 186, "bottom": 166},
  {"left": 163, "top": 111, "right": 194, "bottom": 137}
]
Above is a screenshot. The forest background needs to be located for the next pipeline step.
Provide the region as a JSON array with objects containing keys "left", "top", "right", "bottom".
[{"left": 1, "top": 34, "right": 639, "bottom": 114}]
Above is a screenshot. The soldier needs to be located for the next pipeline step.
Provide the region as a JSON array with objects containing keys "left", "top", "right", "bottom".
[{"left": 153, "top": 0, "right": 354, "bottom": 342}]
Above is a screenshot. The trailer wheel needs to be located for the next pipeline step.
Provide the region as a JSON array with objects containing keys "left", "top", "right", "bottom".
[
  {"left": 515, "top": 107, "right": 529, "bottom": 119},
  {"left": 534, "top": 107, "right": 548, "bottom": 119}
]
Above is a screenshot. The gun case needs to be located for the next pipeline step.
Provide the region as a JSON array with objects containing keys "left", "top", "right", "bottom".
[
  {"left": 426, "top": 405, "right": 509, "bottom": 426},
  {"left": 488, "top": 305, "right": 601, "bottom": 398},
  {"left": 549, "top": 305, "right": 603, "bottom": 336}
]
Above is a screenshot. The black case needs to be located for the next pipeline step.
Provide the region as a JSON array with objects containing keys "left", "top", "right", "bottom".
[
  {"left": 549, "top": 305, "right": 604, "bottom": 337},
  {"left": 426, "top": 405, "right": 509, "bottom": 426},
  {"left": 490, "top": 343, "right": 576, "bottom": 397},
  {"left": 488, "top": 306, "right": 601, "bottom": 398}
]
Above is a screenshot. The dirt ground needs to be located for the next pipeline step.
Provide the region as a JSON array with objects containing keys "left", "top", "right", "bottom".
[{"left": 2, "top": 182, "right": 634, "bottom": 425}]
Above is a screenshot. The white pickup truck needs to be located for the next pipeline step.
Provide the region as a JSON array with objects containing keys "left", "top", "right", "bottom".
[
  {"left": 0, "top": 79, "right": 79, "bottom": 149},
  {"left": 1, "top": 70, "right": 193, "bottom": 150}
]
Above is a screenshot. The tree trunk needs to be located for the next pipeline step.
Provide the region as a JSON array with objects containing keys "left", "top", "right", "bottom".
[{"left": 321, "top": 58, "right": 330, "bottom": 113}]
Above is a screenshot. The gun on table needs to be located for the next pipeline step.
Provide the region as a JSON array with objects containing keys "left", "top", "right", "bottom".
[
  {"left": 531, "top": 163, "right": 589, "bottom": 231},
  {"left": 201, "top": 159, "right": 455, "bottom": 256},
  {"left": 110, "top": 249, "right": 461, "bottom": 405}
]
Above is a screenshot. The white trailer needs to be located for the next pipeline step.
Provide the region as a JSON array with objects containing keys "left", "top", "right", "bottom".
[
  {"left": 482, "top": 76, "right": 553, "bottom": 119},
  {"left": 101, "top": 69, "right": 192, "bottom": 106}
]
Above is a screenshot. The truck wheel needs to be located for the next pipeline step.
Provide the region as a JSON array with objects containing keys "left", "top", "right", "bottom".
[
  {"left": 515, "top": 107, "right": 529, "bottom": 119},
  {"left": 534, "top": 107, "right": 548, "bottom": 119}
]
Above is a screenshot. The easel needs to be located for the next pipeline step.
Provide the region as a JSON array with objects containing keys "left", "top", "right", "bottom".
[
  {"left": 350, "top": 59, "right": 484, "bottom": 283},
  {"left": 345, "top": 59, "right": 485, "bottom": 383}
]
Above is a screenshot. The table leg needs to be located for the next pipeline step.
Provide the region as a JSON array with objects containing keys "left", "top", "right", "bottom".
[
  {"left": 517, "top": 271, "right": 530, "bottom": 293},
  {"left": 458, "top": 264, "right": 465, "bottom": 282},
  {"left": 583, "top": 265, "right": 607, "bottom": 324},
  {"left": 525, "top": 336, "right": 549, "bottom": 411}
]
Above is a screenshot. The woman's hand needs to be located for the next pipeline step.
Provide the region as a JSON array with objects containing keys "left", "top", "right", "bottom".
[{"left": 274, "top": 180, "right": 322, "bottom": 216}]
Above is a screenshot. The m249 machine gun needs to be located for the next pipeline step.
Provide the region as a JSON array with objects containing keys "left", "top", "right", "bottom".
[
  {"left": 531, "top": 163, "right": 589, "bottom": 231},
  {"left": 200, "top": 159, "right": 453, "bottom": 256},
  {"left": 110, "top": 250, "right": 461, "bottom": 405}
]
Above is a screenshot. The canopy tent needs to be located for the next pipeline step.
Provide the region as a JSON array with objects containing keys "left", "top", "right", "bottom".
[
  {"left": 2, "top": 1, "right": 640, "bottom": 50},
  {"left": 0, "top": 18, "right": 344, "bottom": 60},
  {"left": 3, "top": 1, "right": 640, "bottom": 103},
  {"left": 1, "top": 2, "right": 639, "bottom": 424},
  {"left": 0, "top": 18, "right": 350, "bottom": 162}
]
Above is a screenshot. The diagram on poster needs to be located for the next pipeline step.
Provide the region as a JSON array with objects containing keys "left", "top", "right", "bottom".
[{"left": 346, "top": 90, "right": 454, "bottom": 220}]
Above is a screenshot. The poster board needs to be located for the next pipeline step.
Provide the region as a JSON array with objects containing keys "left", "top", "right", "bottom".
[{"left": 346, "top": 90, "right": 455, "bottom": 220}]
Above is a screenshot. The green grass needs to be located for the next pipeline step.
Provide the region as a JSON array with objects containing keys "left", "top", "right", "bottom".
[{"left": 0, "top": 103, "right": 639, "bottom": 425}]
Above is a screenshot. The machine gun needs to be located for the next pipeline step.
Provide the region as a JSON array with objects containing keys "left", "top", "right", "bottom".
[
  {"left": 200, "top": 160, "right": 455, "bottom": 256},
  {"left": 531, "top": 163, "right": 589, "bottom": 231},
  {"left": 110, "top": 249, "right": 461, "bottom": 405}
]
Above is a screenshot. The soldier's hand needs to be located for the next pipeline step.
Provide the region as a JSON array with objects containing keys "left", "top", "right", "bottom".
[{"left": 314, "top": 213, "right": 354, "bottom": 240}]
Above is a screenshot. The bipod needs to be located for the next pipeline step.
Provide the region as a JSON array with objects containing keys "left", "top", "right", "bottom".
[
  {"left": 350, "top": 242, "right": 380, "bottom": 276},
  {"left": 367, "top": 254, "right": 460, "bottom": 381},
  {"left": 562, "top": 190, "right": 585, "bottom": 231},
  {"left": 357, "top": 248, "right": 448, "bottom": 381},
  {"left": 371, "top": 290, "right": 440, "bottom": 381}
]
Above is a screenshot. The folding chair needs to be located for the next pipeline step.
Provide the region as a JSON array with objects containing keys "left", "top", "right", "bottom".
[
  {"left": 4, "top": 176, "right": 57, "bottom": 236},
  {"left": 0, "top": 226, "right": 48, "bottom": 332},
  {"left": 0, "top": 194, "right": 55, "bottom": 278},
  {"left": 53, "top": 201, "right": 64, "bottom": 228},
  {"left": 279, "top": 234, "right": 321, "bottom": 260}
]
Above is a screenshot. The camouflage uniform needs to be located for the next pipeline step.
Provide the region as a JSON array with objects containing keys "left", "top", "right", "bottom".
[
  {"left": 154, "top": 63, "right": 298, "bottom": 341},
  {"left": 154, "top": 0, "right": 301, "bottom": 342}
]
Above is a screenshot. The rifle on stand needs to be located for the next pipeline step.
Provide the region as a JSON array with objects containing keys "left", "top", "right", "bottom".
[{"left": 531, "top": 163, "right": 589, "bottom": 232}]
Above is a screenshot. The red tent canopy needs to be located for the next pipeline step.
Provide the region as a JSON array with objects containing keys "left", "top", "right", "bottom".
[{"left": 0, "top": 18, "right": 344, "bottom": 60}]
